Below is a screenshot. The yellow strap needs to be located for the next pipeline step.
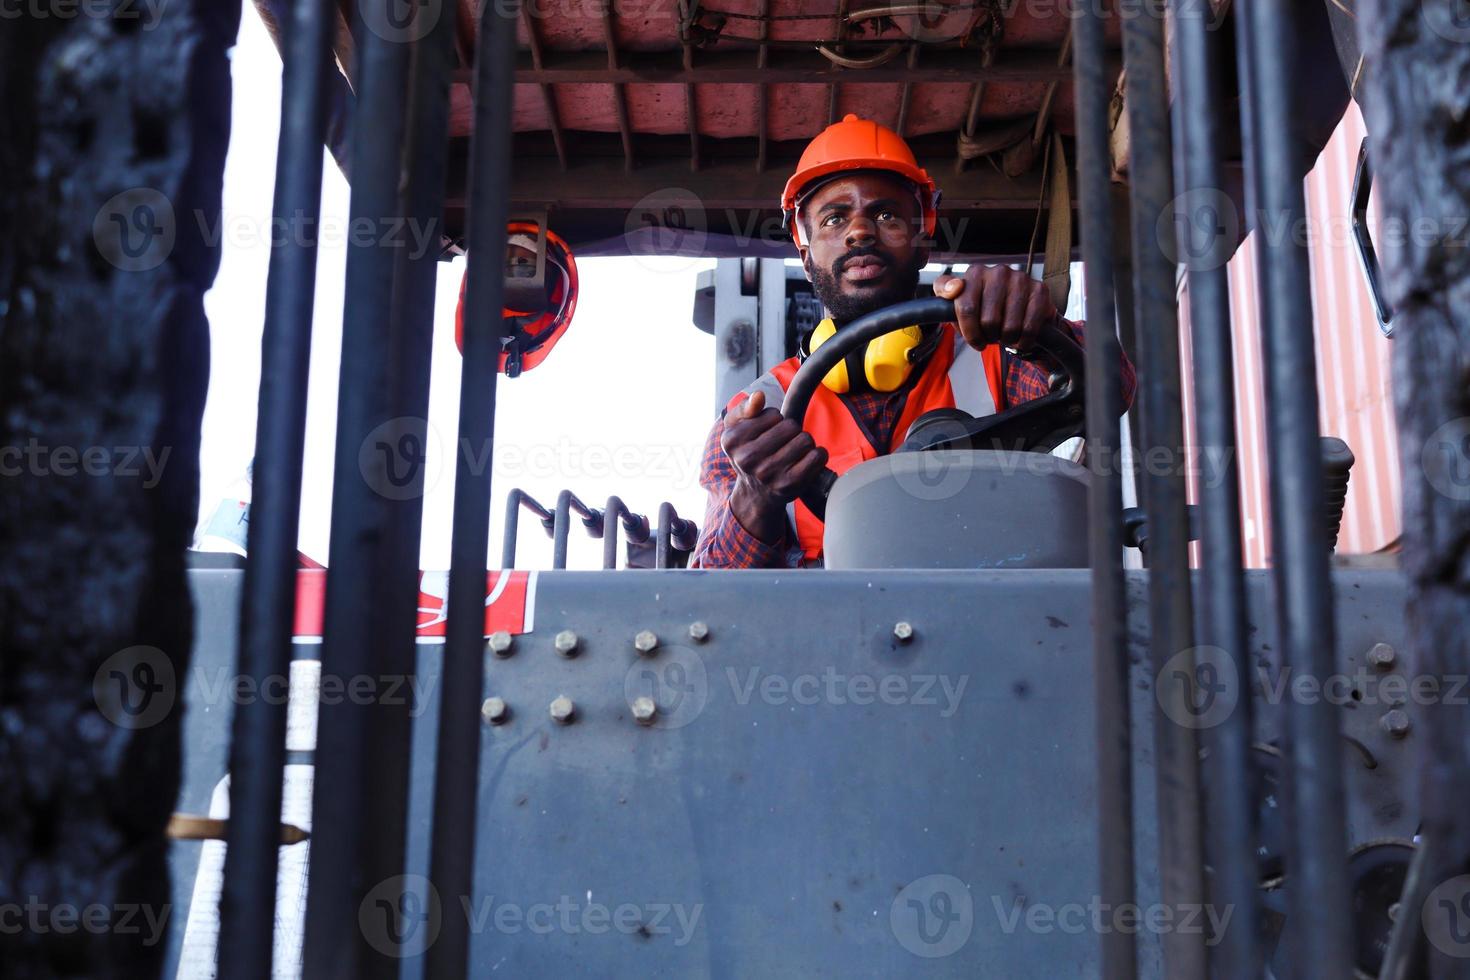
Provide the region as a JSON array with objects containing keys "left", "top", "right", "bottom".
[{"left": 1043, "top": 130, "right": 1072, "bottom": 313}]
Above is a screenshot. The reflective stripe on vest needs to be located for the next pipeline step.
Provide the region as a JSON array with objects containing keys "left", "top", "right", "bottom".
[{"left": 724, "top": 323, "right": 1003, "bottom": 562}]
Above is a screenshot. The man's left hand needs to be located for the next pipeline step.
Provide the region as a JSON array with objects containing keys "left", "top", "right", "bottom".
[{"left": 934, "top": 265, "right": 1057, "bottom": 352}]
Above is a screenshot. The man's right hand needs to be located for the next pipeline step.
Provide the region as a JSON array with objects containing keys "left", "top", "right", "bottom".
[{"left": 721, "top": 390, "right": 830, "bottom": 544}]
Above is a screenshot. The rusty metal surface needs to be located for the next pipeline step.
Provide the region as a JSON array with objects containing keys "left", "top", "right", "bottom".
[
  {"left": 376, "top": 0, "right": 1122, "bottom": 255},
  {"left": 263, "top": 3, "right": 1364, "bottom": 255},
  {"left": 490, "top": 0, "right": 1091, "bottom": 140}
]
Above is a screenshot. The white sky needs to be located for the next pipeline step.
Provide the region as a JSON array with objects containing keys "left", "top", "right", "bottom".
[{"left": 201, "top": 9, "right": 715, "bottom": 570}]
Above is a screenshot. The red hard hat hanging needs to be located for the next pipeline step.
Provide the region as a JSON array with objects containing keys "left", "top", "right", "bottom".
[{"left": 455, "top": 221, "right": 580, "bottom": 376}]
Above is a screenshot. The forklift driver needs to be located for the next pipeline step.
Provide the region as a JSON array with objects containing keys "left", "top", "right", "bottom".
[{"left": 692, "top": 114, "right": 1136, "bottom": 568}]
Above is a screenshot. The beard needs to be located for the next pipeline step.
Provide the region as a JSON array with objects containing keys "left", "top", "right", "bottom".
[{"left": 807, "top": 246, "right": 925, "bottom": 325}]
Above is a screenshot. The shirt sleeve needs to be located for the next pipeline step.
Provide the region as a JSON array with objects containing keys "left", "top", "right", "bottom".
[
  {"left": 1003, "top": 316, "right": 1137, "bottom": 412},
  {"left": 689, "top": 411, "right": 800, "bottom": 569}
]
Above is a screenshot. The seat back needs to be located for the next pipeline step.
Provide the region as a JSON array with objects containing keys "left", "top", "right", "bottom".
[{"left": 823, "top": 451, "right": 1091, "bottom": 569}]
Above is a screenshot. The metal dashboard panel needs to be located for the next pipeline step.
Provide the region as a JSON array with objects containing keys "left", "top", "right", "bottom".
[
  {"left": 399, "top": 567, "right": 1411, "bottom": 978},
  {"left": 172, "top": 567, "right": 1413, "bottom": 978},
  {"left": 447, "top": 570, "right": 1122, "bottom": 978}
]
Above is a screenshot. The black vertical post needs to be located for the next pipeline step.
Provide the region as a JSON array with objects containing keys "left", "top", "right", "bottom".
[
  {"left": 1110, "top": 183, "right": 1143, "bottom": 462},
  {"left": 1072, "top": 3, "right": 1135, "bottom": 978},
  {"left": 425, "top": 0, "right": 519, "bottom": 974},
  {"left": 357, "top": 1, "right": 464, "bottom": 977},
  {"left": 301, "top": 0, "right": 416, "bottom": 974},
  {"left": 218, "top": 0, "right": 334, "bottom": 977},
  {"left": 1167, "top": 0, "right": 1260, "bottom": 975},
  {"left": 1120, "top": 1, "right": 1207, "bottom": 975},
  {"left": 1236, "top": 2, "right": 1351, "bottom": 975}
]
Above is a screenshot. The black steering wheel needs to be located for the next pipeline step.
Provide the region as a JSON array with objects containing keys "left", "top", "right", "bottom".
[{"left": 780, "top": 296, "right": 1087, "bottom": 520}]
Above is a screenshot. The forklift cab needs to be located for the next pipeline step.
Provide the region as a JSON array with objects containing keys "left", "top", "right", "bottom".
[{"left": 153, "top": 2, "right": 1423, "bottom": 979}]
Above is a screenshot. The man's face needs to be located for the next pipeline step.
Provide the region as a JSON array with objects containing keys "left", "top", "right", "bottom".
[{"left": 797, "top": 172, "right": 930, "bottom": 325}]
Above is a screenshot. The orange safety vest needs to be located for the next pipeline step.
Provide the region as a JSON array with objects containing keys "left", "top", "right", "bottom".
[{"left": 725, "top": 323, "right": 1005, "bottom": 562}]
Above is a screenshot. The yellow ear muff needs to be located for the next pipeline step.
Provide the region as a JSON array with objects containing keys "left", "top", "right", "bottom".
[
  {"left": 809, "top": 318, "right": 851, "bottom": 393},
  {"left": 865, "top": 324, "right": 924, "bottom": 392},
  {"left": 809, "top": 319, "right": 924, "bottom": 394}
]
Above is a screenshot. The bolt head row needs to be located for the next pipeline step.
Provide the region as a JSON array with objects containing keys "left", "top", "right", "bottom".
[
  {"left": 483, "top": 695, "right": 667, "bottom": 728},
  {"left": 492, "top": 626, "right": 714, "bottom": 658}
]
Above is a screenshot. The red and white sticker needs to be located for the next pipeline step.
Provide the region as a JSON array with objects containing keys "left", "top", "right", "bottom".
[{"left": 292, "top": 569, "right": 537, "bottom": 642}]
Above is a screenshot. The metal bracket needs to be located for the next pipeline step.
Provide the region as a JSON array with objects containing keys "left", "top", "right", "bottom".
[
  {"left": 1350, "top": 138, "right": 1394, "bottom": 336},
  {"left": 504, "top": 208, "right": 551, "bottom": 314}
]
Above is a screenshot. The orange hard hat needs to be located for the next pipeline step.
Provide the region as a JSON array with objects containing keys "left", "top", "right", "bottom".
[
  {"left": 455, "top": 221, "right": 579, "bottom": 377},
  {"left": 781, "top": 113, "right": 940, "bottom": 247}
]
